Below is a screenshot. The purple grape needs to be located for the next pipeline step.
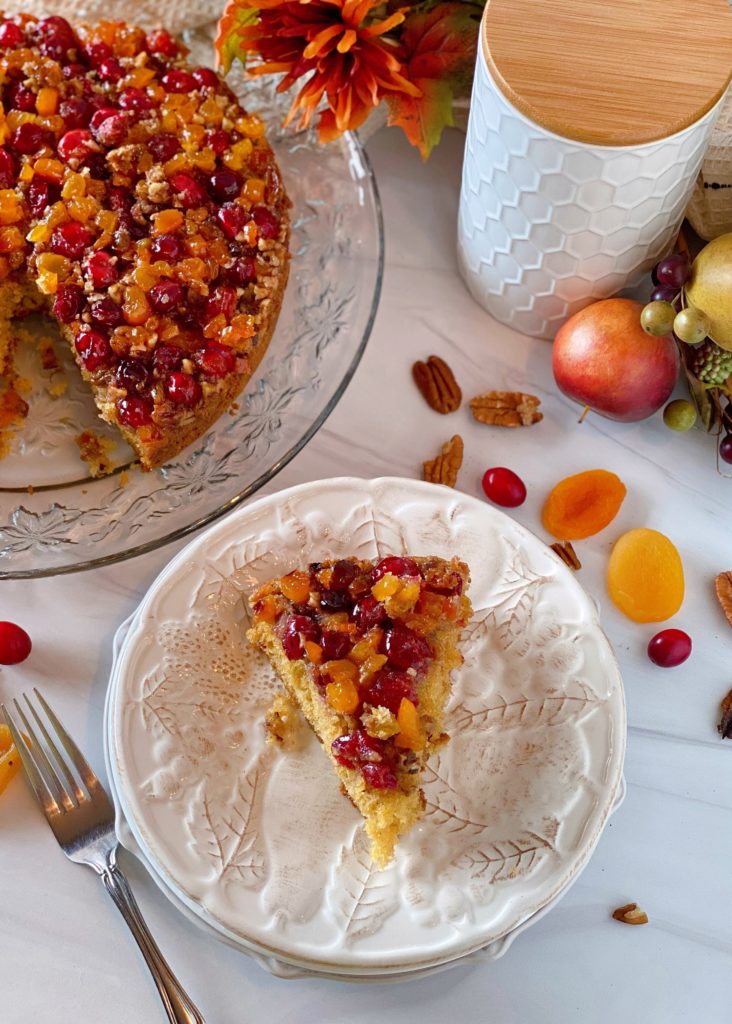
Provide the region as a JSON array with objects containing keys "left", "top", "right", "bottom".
[
  {"left": 656, "top": 254, "right": 690, "bottom": 289},
  {"left": 650, "top": 284, "right": 678, "bottom": 303}
]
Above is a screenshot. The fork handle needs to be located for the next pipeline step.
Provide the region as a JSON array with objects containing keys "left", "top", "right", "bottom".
[{"left": 99, "top": 858, "right": 205, "bottom": 1024}]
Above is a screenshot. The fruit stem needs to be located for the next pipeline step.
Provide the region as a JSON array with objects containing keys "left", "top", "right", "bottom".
[{"left": 578, "top": 405, "right": 591, "bottom": 424}]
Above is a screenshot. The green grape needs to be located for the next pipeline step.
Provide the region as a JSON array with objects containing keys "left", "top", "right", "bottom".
[
  {"left": 663, "top": 399, "right": 696, "bottom": 432},
  {"left": 640, "top": 300, "right": 676, "bottom": 337},
  {"left": 673, "top": 307, "right": 711, "bottom": 345}
]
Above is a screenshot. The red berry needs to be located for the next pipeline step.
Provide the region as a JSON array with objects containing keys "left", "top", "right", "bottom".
[
  {"left": 75, "top": 329, "right": 113, "bottom": 371},
  {"left": 52, "top": 283, "right": 83, "bottom": 323},
  {"left": 372, "top": 556, "right": 420, "bottom": 581},
  {"left": 0, "top": 621, "right": 32, "bottom": 664},
  {"left": 361, "top": 762, "right": 398, "bottom": 790},
  {"left": 252, "top": 205, "right": 279, "bottom": 239},
  {"left": 85, "top": 249, "right": 118, "bottom": 288},
  {"left": 91, "top": 110, "right": 127, "bottom": 147},
  {"left": 6, "top": 82, "right": 35, "bottom": 111},
  {"left": 11, "top": 122, "right": 47, "bottom": 154},
  {"left": 148, "top": 279, "right": 183, "bottom": 313},
  {"left": 63, "top": 62, "right": 87, "bottom": 80},
  {"left": 384, "top": 623, "right": 432, "bottom": 672},
  {"left": 647, "top": 629, "right": 692, "bottom": 668},
  {"left": 50, "top": 221, "right": 92, "bottom": 259},
  {"left": 165, "top": 371, "right": 201, "bottom": 407},
  {"left": 720, "top": 435, "right": 732, "bottom": 465},
  {"left": 195, "top": 342, "right": 236, "bottom": 378},
  {"left": 89, "top": 296, "right": 123, "bottom": 327},
  {"left": 171, "top": 172, "right": 207, "bottom": 209},
  {"left": 107, "top": 186, "right": 130, "bottom": 211},
  {"left": 39, "top": 16, "right": 74, "bottom": 41},
  {"left": 150, "top": 233, "right": 184, "bottom": 262},
  {"left": 27, "top": 181, "right": 49, "bottom": 215},
  {"left": 115, "top": 359, "right": 150, "bottom": 394},
  {"left": 210, "top": 169, "right": 241, "bottom": 201},
  {"left": 204, "top": 129, "right": 230, "bottom": 155},
  {"left": 118, "top": 88, "right": 153, "bottom": 112},
  {"left": 321, "top": 630, "right": 352, "bottom": 661},
  {"left": 152, "top": 344, "right": 183, "bottom": 375},
  {"left": 193, "top": 67, "right": 218, "bottom": 89},
  {"left": 145, "top": 29, "right": 178, "bottom": 58},
  {"left": 216, "top": 202, "right": 245, "bottom": 239},
  {"left": 148, "top": 133, "right": 180, "bottom": 162},
  {"left": 116, "top": 395, "right": 153, "bottom": 427},
  {"left": 83, "top": 40, "right": 112, "bottom": 67},
  {"left": 224, "top": 255, "right": 256, "bottom": 286},
  {"left": 0, "top": 147, "right": 16, "bottom": 187},
  {"left": 59, "top": 97, "right": 92, "bottom": 129},
  {"left": 205, "top": 285, "right": 236, "bottom": 321},
  {"left": 362, "top": 670, "right": 416, "bottom": 715},
  {"left": 0, "top": 21, "right": 24, "bottom": 48},
  {"left": 58, "top": 129, "right": 95, "bottom": 162},
  {"left": 353, "top": 595, "right": 386, "bottom": 631},
  {"left": 481, "top": 466, "right": 527, "bottom": 508},
  {"left": 97, "top": 57, "right": 123, "bottom": 82},
  {"left": 162, "top": 69, "right": 197, "bottom": 93},
  {"left": 282, "top": 614, "right": 320, "bottom": 660}
]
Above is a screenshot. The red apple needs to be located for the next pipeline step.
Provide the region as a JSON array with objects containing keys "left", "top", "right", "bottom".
[{"left": 553, "top": 298, "right": 679, "bottom": 422}]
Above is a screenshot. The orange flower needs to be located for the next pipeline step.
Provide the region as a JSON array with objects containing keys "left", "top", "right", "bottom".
[{"left": 216, "top": 0, "right": 421, "bottom": 140}]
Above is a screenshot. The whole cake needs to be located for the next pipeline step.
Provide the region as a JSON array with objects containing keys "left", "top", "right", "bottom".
[
  {"left": 248, "top": 555, "right": 472, "bottom": 867},
  {"left": 0, "top": 12, "right": 290, "bottom": 469}
]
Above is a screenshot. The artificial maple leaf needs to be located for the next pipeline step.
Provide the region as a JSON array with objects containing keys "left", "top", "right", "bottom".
[
  {"left": 215, "top": 1, "right": 260, "bottom": 75},
  {"left": 386, "top": 78, "right": 454, "bottom": 159}
]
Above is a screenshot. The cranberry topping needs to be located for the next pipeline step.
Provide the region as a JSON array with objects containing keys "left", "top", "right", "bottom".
[
  {"left": 372, "top": 556, "right": 420, "bottom": 582},
  {"left": 59, "top": 98, "right": 93, "bottom": 129},
  {"left": 149, "top": 279, "right": 183, "bottom": 313},
  {"left": 89, "top": 296, "right": 123, "bottom": 327},
  {"left": 331, "top": 731, "right": 397, "bottom": 788},
  {"left": 107, "top": 186, "right": 130, "bottom": 211},
  {"left": 0, "top": 21, "right": 24, "bottom": 48},
  {"left": 57, "top": 129, "right": 95, "bottom": 163},
  {"left": 63, "top": 62, "right": 87, "bottom": 80},
  {"left": 50, "top": 221, "right": 92, "bottom": 259},
  {"left": 330, "top": 559, "right": 358, "bottom": 592},
  {"left": 118, "top": 87, "right": 153, "bottom": 112},
  {"left": 170, "top": 172, "right": 207, "bottom": 209},
  {"left": 224, "top": 255, "right": 256, "bottom": 286},
  {"left": 0, "top": 147, "right": 15, "bottom": 188},
  {"left": 150, "top": 233, "right": 184, "bottom": 262},
  {"left": 194, "top": 342, "right": 236, "bottom": 378},
  {"left": 91, "top": 110, "right": 127, "bottom": 147},
  {"left": 145, "top": 29, "right": 178, "bottom": 58},
  {"left": 362, "top": 670, "right": 417, "bottom": 715},
  {"left": 7, "top": 83, "right": 36, "bottom": 112},
  {"left": 116, "top": 395, "right": 153, "bottom": 427},
  {"left": 11, "top": 122, "right": 48, "bottom": 154},
  {"left": 38, "top": 19, "right": 75, "bottom": 61},
  {"left": 383, "top": 623, "right": 432, "bottom": 672},
  {"left": 321, "top": 630, "right": 352, "bottom": 661},
  {"left": 83, "top": 40, "right": 112, "bottom": 68},
  {"left": 361, "top": 763, "right": 398, "bottom": 790},
  {"left": 90, "top": 107, "right": 118, "bottom": 132},
  {"left": 27, "top": 181, "right": 49, "bottom": 215},
  {"left": 216, "top": 202, "right": 246, "bottom": 239},
  {"left": 75, "top": 328, "right": 113, "bottom": 371},
  {"left": 162, "top": 69, "right": 197, "bottom": 93},
  {"left": 210, "top": 169, "right": 241, "bottom": 202},
  {"left": 85, "top": 250, "right": 118, "bottom": 288},
  {"left": 152, "top": 344, "right": 183, "bottom": 376},
  {"left": 204, "top": 129, "right": 230, "bottom": 155},
  {"left": 165, "top": 371, "right": 201, "bottom": 407},
  {"left": 115, "top": 359, "right": 150, "bottom": 394},
  {"left": 148, "top": 133, "right": 180, "bottom": 162},
  {"left": 97, "top": 57, "right": 123, "bottom": 82},
  {"left": 252, "top": 205, "right": 280, "bottom": 240},
  {"left": 193, "top": 67, "right": 218, "bottom": 90},
  {"left": 282, "top": 614, "right": 321, "bottom": 660},
  {"left": 52, "top": 283, "right": 83, "bottom": 323},
  {"left": 353, "top": 595, "right": 387, "bottom": 631},
  {"left": 205, "top": 285, "right": 236, "bottom": 321}
]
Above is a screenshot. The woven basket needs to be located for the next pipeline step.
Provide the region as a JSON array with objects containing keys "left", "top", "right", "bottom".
[{"left": 686, "top": 86, "right": 732, "bottom": 240}]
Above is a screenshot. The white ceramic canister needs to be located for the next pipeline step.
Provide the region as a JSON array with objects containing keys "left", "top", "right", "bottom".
[{"left": 458, "top": 0, "right": 732, "bottom": 339}]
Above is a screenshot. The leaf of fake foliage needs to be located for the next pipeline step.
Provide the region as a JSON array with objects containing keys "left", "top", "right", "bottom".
[
  {"left": 386, "top": 2, "right": 480, "bottom": 159},
  {"left": 215, "top": 0, "right": 260, "bottom": 75}
]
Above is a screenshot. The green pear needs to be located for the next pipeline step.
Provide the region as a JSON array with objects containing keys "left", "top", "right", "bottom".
[{"left": 685, "top": 233, "right": 732, "bottom": 351}]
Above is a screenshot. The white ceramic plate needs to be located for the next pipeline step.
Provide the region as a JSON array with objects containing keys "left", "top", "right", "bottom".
[{"left": 106, "top": 477, "right": 626, "bottom": 977}]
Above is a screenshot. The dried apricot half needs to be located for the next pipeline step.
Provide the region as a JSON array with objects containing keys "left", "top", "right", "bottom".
[
  {"left": 542, "top": 469, "right": 627, "bottom": 540},
  {"left": 607, "top": 528, "right": 684, "bottom": 623},
  {"left": 0, "top": 723, "right": 20, "bottom": 796}
]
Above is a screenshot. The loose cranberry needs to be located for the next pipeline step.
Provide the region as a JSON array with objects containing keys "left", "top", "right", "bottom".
[
  {"left": 116, "top": 395, "right": 153, "bottom": 427},
  {"left": 145, "top": 29, "right": 178, "bottom": 58},
  {"left": 363, "top": 670, "right": 417, "bottom": 716},
  {"left": 7, "top": 82, "right": 36, "bottom": 112},
  {"left": 83, "top": 40, "right": 112, "bottom": 67},
  {"left": 50, "top": 221, "right": 92, "bottom": 259},
  {"left": 210, "top": 169, "right": 241, "bottom": 202},
  {"left": 162, "top": 69, "right": 197, "bottom": 93},
  {"left": 165, "top": 371, "right": 201, "bottom": 407},
  {"left": 150, "top": 233, "right": 184, "bottom": 262},
  {"left": 384, "top": 624, "right": 432, "bottom": 672},
  {"left": 0, "top": 147, "right": 15, "bottom": 188},
  {"left": 27, "top": 180, "right": 49, "bottom": 215},
  {"left": 52, "top": 283, "right": 83, "bottom": 323},
  {"left": 720, "top": 435, "right": 732, "bottom": 465},
  {"left": 91, "top": 110, "right": 127, "bottom": 147},
  {"left": 148, "top": 133, "right": 180, "bottom": 162},
  {"left": 97, "top": 57, "right": 123, "bottom": 82},
  {"left": 282, "top": 614, "right": 321, "bottom": 660},
  {"left": 0, "top": 621, "right": 32, "bottom": 664},
  {"left": 321, "top": 630, "right": 352, "bottom": 661},
  {"left": 171, "top": 172, "right": 207, "bottom": 209},
  {"left": 217, "top": 202, "right": 246, "bottom": 239},
  {"left": 119, "top": 88, "right": 153, "bottom": 112},
  {"left": 353, "top": 595, "right": 387, "bottom": 631},
  {"left": 75, "top": 328, "right": 113, "bottom": 371},
  {"left": 90, "top": 296, "right": 123, "bottom": 327},
  {"left": 194, "top": 342, "right": 236, "bottom": 378},
  {"left": 84, "top": 249, "right": 118, "bottom": 288},
  {"left": 647, "top": 629, "right": 692, "bottom": 668},
  {"left": 204, "top": 129, "right": 230, "bottom": 155},
  {"left": 482, "top": 467, "right": 527, "bottom": 508},
  {"left": 372, "top": 556, "right": 420, "bottom": 582},
  {"left": 58, "top": 129, "right": 95, "bottom": 163},
  {"left": 115, "top": 358, "right": 150, "bottom": 394},
  {"left": 0, "top": 21, "right": 24, "bottom": 48},
  {"left": 252, "top": 206, "right": 280, "bottom": 240},
  {"left": 224, "top": 255, "right": 256, "bottom": 286},
  {"left": 149, "top": 279, "right": 183, "bottom": 313},
  {"left": 63, "top": 62, "right": 87, "bottom": 80},
  {"left": 152, "top": 344, "right": 183, "bottom": 375},
  {"left": 59, "top": 97, "right": 92, "bottom": 129},
  {"left": 205, "top": 285, "right": 236, "bottom": 321},
  {"left": 11, "top": 122, "right": 47, "bottom": 154}
]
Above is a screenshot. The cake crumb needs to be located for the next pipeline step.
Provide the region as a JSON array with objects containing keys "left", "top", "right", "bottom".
[
  {"left": 265, "top": 690, "right": 306, "bottom": 750},
  {"left": 118, "top": 469, "right": 130, "bottom": 488},
  {"left": 26, "top": 484, "right": 34, "bottom": 495},
  {"left": 361, "top": 704, "right": 400, "bottom": 740},
  {"left": 75, "top": 430, "right": 115, "bottom": 477}
]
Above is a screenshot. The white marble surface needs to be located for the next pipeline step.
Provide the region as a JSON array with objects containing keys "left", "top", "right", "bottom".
[{"left": 2, "top": 126, "right": 731, "bottom": 1023}]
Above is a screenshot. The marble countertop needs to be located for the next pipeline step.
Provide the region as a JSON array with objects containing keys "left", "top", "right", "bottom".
[{"left": 3, "top": 126, "right": 731, "bottom": 1023}]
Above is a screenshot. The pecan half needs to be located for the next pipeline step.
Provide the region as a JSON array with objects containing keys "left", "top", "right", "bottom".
[
  {"left": 612, "top": 902, "right": 649, "bottom": 926},
  {"left": 470, "top": 390, "right": 542, "bottom": 427},
  {"left": 412, "top": 356, "right": 461, "bottom": 414},
  {"left": 423, "top": 434, "right": 463, "bottom": 487},
  {"left": 714, "top": 571, "right": 732, "bottom": 629},
  {"left": 718, "top": 688, "right": 732, "bottom": 740},
  {"left": 550, "top": 541, "right": 581, "bottom": 571}
]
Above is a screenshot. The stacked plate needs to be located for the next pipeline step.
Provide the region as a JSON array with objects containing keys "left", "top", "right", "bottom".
[{"left": 104, "top": 477, "right": 626, "bottom": 981}]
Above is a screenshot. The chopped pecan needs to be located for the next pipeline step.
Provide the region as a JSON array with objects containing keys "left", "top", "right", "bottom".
[
  {"left": 412, "top": 355, "right": 462, "bottom": 414},
  {"left": 714, "top": 571, "right": 732, "bottom": 629},
  {"left": 550, "top": 541, "right": 581, "bottom": 571},
  {"left": 718, "top": 688, "right": 732, "bottom": 739},
  {"left": 612, "top": 902, "right": 649, "bottom": 926},
  {"left": 423, "top": 435, "right": 464, "bottom": 487},
  {"left": 470, "top": 390, "right": 543, "bottom": 427}
]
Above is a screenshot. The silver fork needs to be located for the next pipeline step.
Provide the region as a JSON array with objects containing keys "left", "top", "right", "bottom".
[{"left": 2, "top": 689, "right": 205, "bottom": 1024}]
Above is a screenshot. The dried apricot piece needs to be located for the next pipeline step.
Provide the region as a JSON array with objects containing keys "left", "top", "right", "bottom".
[
  {"left": 543, "top": 469, "right": 626, "bottom": 540},
  {"left": 607, "top": 528, "right": 684, "bottom": 623},
  {"left": 0, "top": 723, "right": 20, "bottom": 795}
]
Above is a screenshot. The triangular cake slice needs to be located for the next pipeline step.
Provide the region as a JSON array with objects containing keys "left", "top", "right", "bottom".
[{"left": 247, "top": 555, "right": 472, "bottom": 867}]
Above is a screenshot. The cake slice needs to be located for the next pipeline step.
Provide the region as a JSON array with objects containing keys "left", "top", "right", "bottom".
[{"left": 247, "top": 555, "right": 472, "bottom": 867}]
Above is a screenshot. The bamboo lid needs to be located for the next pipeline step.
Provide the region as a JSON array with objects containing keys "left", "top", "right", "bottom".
[{"left": 483, "top": 0, "right": 732, "bottom": 146}]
